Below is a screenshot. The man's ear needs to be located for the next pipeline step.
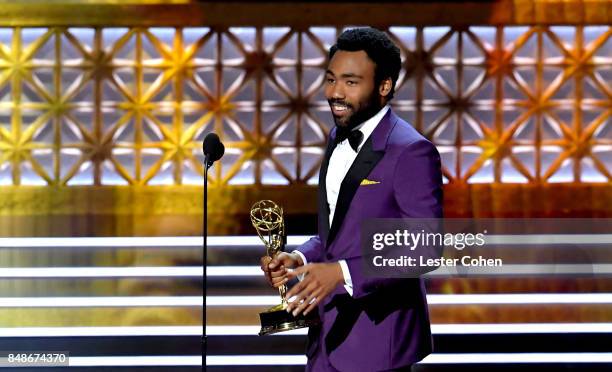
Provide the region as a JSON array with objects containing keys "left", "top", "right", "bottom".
[{"left": 379, "top": 78, "right": 392, "bottom": 97}]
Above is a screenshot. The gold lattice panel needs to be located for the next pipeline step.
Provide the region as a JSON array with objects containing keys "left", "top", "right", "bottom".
[{"left": 0, "top": 26, "right": 610, "bottom": 186}]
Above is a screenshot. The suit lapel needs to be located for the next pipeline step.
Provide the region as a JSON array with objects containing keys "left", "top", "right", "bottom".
[
  {"left": 327, "top": 136, "right": 384, "bottom": 245},
  {"left": 326, "top": 109, "right": 398, "bottom": 246},
  {"left": 318, "top": 129, "right": 336, "bottom": 245}
]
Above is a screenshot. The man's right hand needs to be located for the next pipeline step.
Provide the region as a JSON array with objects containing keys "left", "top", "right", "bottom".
[{"left": 260, "top": 252, "right": 304, "bottom": 288}]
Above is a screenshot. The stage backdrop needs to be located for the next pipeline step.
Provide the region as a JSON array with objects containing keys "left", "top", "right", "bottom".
[
  {"left": 0, "top": 0, "right": 610, "bottom": 328},
  {"left": 0, "top": 0, "right": 610, "bottom": 239}
]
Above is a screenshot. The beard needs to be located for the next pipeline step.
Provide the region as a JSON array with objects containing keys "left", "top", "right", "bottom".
[{"left": 328, "top": 91, "right": 383, "bottom": 130}]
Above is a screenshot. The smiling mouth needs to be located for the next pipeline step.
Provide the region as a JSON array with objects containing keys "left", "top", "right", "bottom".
[{"left": 330, "top": 103, "right": 350, "bottom": 116}]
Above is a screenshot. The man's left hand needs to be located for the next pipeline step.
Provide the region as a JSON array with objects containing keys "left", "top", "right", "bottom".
[{"left": 285, "top": 262, "right": 344, "bottom": 317}]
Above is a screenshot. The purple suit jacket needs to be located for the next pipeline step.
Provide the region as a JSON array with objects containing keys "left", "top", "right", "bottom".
[{"left": 295, "top": 109, "right": 443, "bottom": 371}]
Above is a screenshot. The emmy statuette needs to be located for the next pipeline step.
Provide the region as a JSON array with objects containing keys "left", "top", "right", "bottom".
[{"left": 250, "top": 200, "right": 320, "bottom": 336}]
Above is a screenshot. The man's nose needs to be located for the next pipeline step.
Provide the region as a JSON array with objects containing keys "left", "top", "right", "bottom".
[{"left": 328, "top": 83, "right": 345, "bottom": 100}]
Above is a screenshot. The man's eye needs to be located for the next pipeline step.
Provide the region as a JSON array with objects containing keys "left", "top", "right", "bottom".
[
  {"left": 347, "top": 81, "right": 357, "bottom": 86},
  {"left": 326, "top": 78, "right": 335, "bottom": 84}
]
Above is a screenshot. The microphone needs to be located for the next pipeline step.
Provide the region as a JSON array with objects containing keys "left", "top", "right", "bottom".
[
  {"left": 203, "top": 133, "right": 225, "bottom": 168},
  {"left": 201, "top": 132, "right": 224, "bottom": 356}
]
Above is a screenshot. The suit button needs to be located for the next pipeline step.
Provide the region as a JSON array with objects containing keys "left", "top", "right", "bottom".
[{"left": 326, "top": 253, "right": 332, "bottom": 260}]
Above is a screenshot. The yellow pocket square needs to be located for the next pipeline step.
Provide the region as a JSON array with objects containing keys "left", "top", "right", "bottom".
[{"left": 360, "top": 179, "right": 380, "bottom": 186}]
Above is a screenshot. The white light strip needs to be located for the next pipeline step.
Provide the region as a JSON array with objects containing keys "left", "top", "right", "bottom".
[
  {"left": 431, "top": 323, "right": 612, "bottom": 334},
  {"left": 12, "top": 323, "right": 612, "bottom": 338},
  {"left": 428, "top": 264, "right": 612, "bottom": 276},
  {"left": 207, "top": 264, "right": 612, "bottom": 277},
  {"left": 205, "top": 353, "right": 612, "bottom": 366},
  {"left": 207, "top": 296, "right": 280, "bottom": 306},
  {"left": 3, "top": 293, "right": 604, "bottom": 308},
  {"left": 0, "top": 296, "right": 201, "bottom": 308},
  {"left": 210, "top": 236, "right": 311, "bottom": 247},
  {"left": 206, "top": 326, "right": 304, "bottom": 336},
  {"left": 206, "top": 355, "right": 306, "bottom": 366},
  {"left": 0, "top": 264, "right": 608, "bottom": 278},
  {"left": 0, "top": 326, "right": 202, "bottom": 337},
  {"left": 0, "top": 237, "right": 203, "bottom": 248},
  {"left": 0, "top": 267, "right": 203, "bottom": 278},
  {"left": 207, "top": 266, "right": 262, "bottom": 276},
  {"left": 425, "top": 293, "right": 612, "bottom": 305},
  {"left": 70, "top": 356, "right": 201, "bottom": 367},
  {"left": 1, "top": 234, "right": 610, "bottom": 248},
  {"left": 420, "top": 353, "right": 612, "bottom": 364},
  {"left": 486, "top": 234, "right": 612, "bottom": 245},
  {"left": 205, "top": 323, "right": 612, "bottom": 336},
  {"left": 206, "top": 293, "right": 612, "bottom": 306},
  {"left": 14, "top": 323, "right": 605, "bottom": 337},
  {"left": 0, "top": 236, "right": 311, "bottom": 248}
]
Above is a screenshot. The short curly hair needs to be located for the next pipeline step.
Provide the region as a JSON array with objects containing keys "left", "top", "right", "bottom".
[{"left": 329, "top": 28, "right": 401, "bottom": 100}]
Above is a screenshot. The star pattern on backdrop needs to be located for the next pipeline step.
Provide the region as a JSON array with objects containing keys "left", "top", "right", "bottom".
[{"left": 0, "top": 26, "right": 609, "bottom": 185}]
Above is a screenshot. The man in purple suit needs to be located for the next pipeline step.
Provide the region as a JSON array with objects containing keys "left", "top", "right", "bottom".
[{"left": 261, "top": 28, "right": 443, "bottom": 371}]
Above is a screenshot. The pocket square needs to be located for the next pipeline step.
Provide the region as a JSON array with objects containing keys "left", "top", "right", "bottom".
[{"left": 360, "top": 178, "right": 380, "bottom": 186}]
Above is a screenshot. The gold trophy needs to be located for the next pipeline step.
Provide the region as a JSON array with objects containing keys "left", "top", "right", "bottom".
[{"left": 250, "top": 200, "right": 320, "bottom": 336}]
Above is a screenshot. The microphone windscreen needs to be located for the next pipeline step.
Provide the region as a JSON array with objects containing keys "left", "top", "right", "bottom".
[{"left": 203, "top": 133, "right": 225, "bottom": 162}]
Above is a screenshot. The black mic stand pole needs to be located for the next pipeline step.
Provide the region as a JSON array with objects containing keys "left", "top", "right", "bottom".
[{"left": 203, "top": 154, "right": 211, "bottom": 367}]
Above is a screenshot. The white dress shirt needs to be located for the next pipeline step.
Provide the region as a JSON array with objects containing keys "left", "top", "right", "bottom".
[{"left": 294, "top": 105, "right": 391, "bottom": 296}]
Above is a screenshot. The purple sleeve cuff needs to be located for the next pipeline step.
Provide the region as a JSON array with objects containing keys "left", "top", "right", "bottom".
[{"left": 293, "top": 235, "right": 324, "bottom": 264}]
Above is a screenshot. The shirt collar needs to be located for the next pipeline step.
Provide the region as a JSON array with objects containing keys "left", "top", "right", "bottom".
[{"left": 352, "top": 104, "right": 390, "bottom": 151}]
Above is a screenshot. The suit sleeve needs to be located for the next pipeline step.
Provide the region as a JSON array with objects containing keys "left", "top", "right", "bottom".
[
  {"left": 392, "top": 139, "right": 443, "bottom": 219},
  {"left": 294, "top": 235, "right": 324, "bottom": 264},
  {"left": 344, "top": 139, "right": 443, "bottom": 299}
]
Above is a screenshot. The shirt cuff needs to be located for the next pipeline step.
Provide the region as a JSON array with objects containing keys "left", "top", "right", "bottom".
[
  {"left": 338, "top": 259, "right": 354, "bottom": 296},
  {"left": 291, "top": 250, "right": 307, "bottom": 281}
]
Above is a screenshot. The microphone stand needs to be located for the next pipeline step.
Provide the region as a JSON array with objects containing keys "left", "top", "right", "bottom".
[{"left": 203, "top": 154, "right": 211, "bottom": 367}]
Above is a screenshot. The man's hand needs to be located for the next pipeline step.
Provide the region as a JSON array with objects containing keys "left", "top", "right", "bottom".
[
  {"left": 285, "top": 262, "right": 344, "bottom": 317},
  {"left": 260, "top": 252, "right": 303, "bottom": 288}
]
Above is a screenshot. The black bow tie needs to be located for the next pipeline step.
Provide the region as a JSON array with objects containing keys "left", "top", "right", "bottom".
[{"left": 334, "top": 127, "right": 364, "bottom": 152}]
